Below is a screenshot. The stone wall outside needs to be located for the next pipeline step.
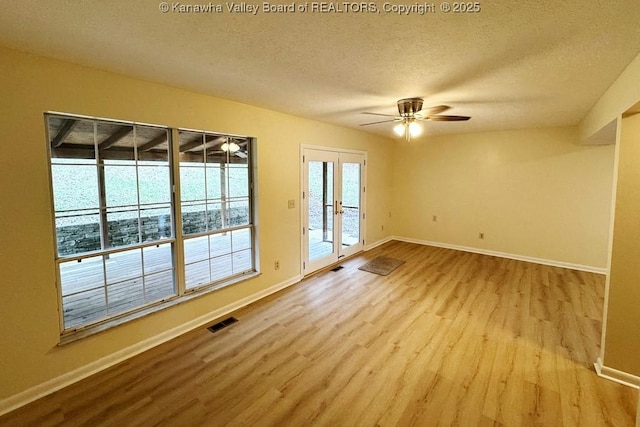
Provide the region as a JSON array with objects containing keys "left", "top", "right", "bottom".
[{"left": 56, "top": 207, "right": 248, "bottom": 256}]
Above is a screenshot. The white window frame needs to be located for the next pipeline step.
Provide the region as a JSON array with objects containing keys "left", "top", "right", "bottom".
[
  {"left": 176, "top": 128, "right": 257, "bottom": 292},
  {"left": 45, "top": 113, "right": 259, "bottom": 343}
]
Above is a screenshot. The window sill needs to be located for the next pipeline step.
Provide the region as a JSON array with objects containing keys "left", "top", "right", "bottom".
[{"left": 58, "top": 271, "right": 260, "bottom": 346}]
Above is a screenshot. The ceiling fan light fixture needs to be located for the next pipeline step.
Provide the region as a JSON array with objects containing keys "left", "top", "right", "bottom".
[
  {"left": 397, "top": 98, "right": 424, "bottom": 117},
  {"left": 408, "top": 121, "right": 422, "bottom": 137},
  {"left": 360, "top": 98, "right": 470, "bottom": 139},
  {"left": 393, "top": 120, "right": 422, "bottom": 141},
  {"left": 221, "top": 141, "right": 240, "bottom": 153}
]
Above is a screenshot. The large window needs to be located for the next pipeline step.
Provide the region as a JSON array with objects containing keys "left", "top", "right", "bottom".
[
  {"left": 178, "top": 129, "right": 254, "bottom": 289},
  {"left": 46, "top": 114, "right": 256, "bottom": 335}
]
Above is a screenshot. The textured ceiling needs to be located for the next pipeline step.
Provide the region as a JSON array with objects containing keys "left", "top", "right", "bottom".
[{"left": 1, "top": 0, "right": 639, "bottom": 137}]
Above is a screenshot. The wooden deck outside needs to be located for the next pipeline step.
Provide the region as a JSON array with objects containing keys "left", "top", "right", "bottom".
[
  {"left": 61, "top": 227, "right": 350, "bottom": 329},
  {"left": 60, "top": 229, "right": 253, "bottom": 329}
]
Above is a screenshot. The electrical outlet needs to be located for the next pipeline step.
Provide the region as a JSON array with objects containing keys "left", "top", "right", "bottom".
[
  {"left": 432, "top": 215, "right": 437, "bottom": 222},
  {"left": 288, "top": 200, "right": 295, "bottom": 209},
  {"left": 274, "top": 260, "right": 280, "bottom": 270},
  {"left": 479, "top": 233, "right": 485, "bottom": 240}
]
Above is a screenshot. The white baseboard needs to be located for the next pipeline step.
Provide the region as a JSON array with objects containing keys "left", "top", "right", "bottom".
[
  {"left": 594, "top": 358, "right": 640, "bottom": 389},
  {"left": 392, "top": 236, "right": 607, "bottom": 274},
  {"left": 365, "top": 236, "right": 393, "bottom": 251},
  {"left": 0, "top": 275, "right": 302, "bottom": 417}
]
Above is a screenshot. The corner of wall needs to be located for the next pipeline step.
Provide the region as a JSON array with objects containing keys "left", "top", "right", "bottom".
[{"left": 579, "top": 51, "right": 640, "bottom": 142}]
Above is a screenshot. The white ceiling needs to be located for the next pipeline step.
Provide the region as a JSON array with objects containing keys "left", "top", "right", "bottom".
[{"left": 1, "top": 0, "right": 639, "bottom": 137}]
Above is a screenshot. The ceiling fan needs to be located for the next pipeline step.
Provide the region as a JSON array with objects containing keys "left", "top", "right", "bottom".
[{"left": 360, "top": 98, "right": 471, "bottom": 141}]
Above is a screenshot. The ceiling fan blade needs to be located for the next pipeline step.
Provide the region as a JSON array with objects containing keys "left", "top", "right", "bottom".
[
  {"left": 427, "top": 115, "right": 471, "bottom": 122},
  {"left": 420, "top": 105, "right": 450, "bottom": 115},
  {"left": 361, "top": 112, "right": 398, "bottom": 117},
  {"left": 359, "top": 119, "right": 398, "bottom": 126}
]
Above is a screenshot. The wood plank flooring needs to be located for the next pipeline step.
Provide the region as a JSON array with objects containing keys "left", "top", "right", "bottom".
[{"left": 2, "top": 241, "right": 637, "bottom": 426}]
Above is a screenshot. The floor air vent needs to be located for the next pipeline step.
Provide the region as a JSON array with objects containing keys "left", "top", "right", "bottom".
[
  {"left": 331, "top": 266, "right": 344, "bottom": 272},
  {"left": 207, "top": 317, "right": 238, "bottom": 333}
]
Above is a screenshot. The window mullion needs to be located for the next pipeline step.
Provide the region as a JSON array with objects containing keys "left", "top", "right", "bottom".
[
  {"left": 134, "top": 125, "right": 142, "bottom": 246},
  {"left": 171, "top": 127, "right": 186, "bottom": 297},
  {"left": 95, "top": 125, "right": 109, "bottom": 251},
  {"left": 92, "top": 121, "right": 111, "bottom": 317},
  {"left": 220, "top": 161, "right": 227, "bottom": 230}
]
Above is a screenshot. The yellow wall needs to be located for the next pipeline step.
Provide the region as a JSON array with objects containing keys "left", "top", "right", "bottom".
[
  {"left": 604, "top": 112, "right": 640, "bottom": 375},
  {"left": 580, "top": 49, "right": 640, "bottom": 378},
  {"left": 391, "top": 127, "right": 615, "bottom": 268},
  {"left": 0, "top": 45, "right": 394, "bottom": 400},
  {"left": 580, "top": 52, "right": 640, "bottom": 142}
]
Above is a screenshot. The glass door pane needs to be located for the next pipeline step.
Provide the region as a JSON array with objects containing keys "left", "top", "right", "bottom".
[
  {"left": 303, "top": 148, "right": 364, "bottom": 275},
  {"left": 308, "top": 160, "right": 335, "bottom": 262},
  {"left": 341, "top": 161, "right": 361, "bottom": 250}
]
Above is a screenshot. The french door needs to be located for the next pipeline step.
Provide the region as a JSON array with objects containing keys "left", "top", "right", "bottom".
[{"left": 302, "top": 148, "right": 366, "bottom": 274}]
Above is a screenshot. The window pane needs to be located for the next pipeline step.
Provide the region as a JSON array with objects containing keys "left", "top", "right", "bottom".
[
  {"left": 55, "top": 212, "right": 101, "bottom": 256},
  {"left": 63, "top": 288, "right": 107, "bottom": 329},
  {"left": 139, "top": 166, "right": 171, "bottom": 205},
  {"left": 184, "top": 236, "right": 209, "bottom": 265},
  {"left": 97, "top": 122, "right": 134, "bottom": 161},
  {"left": 232, "top": 250, "right": 252, "bottom": 274},
  {"left": 49, "top": 117, "right": 96, "bottom": 161},
  {"left": 105, "top": 248, "right": 142, "bottom": 285},
  {"left": 210, "top": 255, "right": 232, "bottom": 282},
  {"left": 141, "top": 206, "right": 172, "bottom": 242},
  {"left": 107, "top": 278, "right": 144, "bottom": 316},
  {"left": 145, "top": 270, "right": 175, "bottom": 302},
  {"left": 182, "top": 202, "right": 207, "bottom": 235},
  {"left": 210, "top": 232, "right": 231, "bottom": 257},
  {"left": 207, "top": 202, "right": 223, "bottom": 231},
  {"left": 143, "top": 243, "right": 173, "bottom": 275},
  {"left": 342, "top": 162, "right": 361, "bottom": 247},
  {"left": 308, "top": 160, "right": 334, "bottom": 262},
  {"left": 206, "top": 165, "right": 222, "bottom": 199},
  {"left": 228, "top": 167, "right": 248, "bottom": 198},
  {"left": 185, "top": 260, "right": 210, "bottom": 289},
  {"left": 342, "top": 163, "right": 361, "bottom": 207},
  {"left": 179, "top": 131, "right": 205, "bottom": 163},
  {"left": 231, "top": 228, "right": 251, "bottom": 252},
  {"left": 228, "top": 200, "right": 249, "bottom": 226},
  {"left": 51, "top": 164, "right": 99, "bottom": 212},
  {"left": 136, "top": 126, "right": 169, "bottom": 163},
  {"left": 180, "top": 166, "right": 206, "bottom": 202},
  {"left": 104, "top": 165, "right": 138, "bottom": 207},
  {"left": 227, "top": 140, "right": 249, "bottom": 166},
  {"left": 107, "top": 209, "right": 140, "bottom": 248},
  {"left": 60, "top": 256, "right": 105, "bottom": 296}
]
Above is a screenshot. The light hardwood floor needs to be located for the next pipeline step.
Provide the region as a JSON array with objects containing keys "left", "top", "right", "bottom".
[{"left": 2, "top": 241, "right": 638, "bottom": 426}]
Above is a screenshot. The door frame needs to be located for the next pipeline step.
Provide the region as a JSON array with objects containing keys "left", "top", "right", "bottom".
[{"left": 300, "top": 144, "right": 367, "bottom": 276}]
